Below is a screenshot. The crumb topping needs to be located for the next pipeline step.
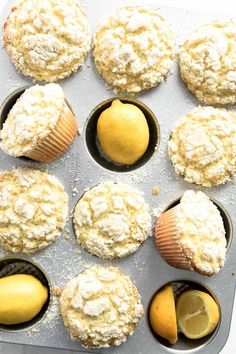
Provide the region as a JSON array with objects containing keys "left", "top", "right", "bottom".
[
  {"left": 93, "top": 6, "right": 175, "bottom": 93},
  {"left": 0, "top": 168, "right": 68, "bottom": 253},
  {"left": 73, "top": 181, "right": 152, "bottom": 259},
  {"left": 0, "top": 84, "right": 65, "bottom": 156},
  {"left": 168, "top": 106, "right": 236, "bottom": 187},
  {"left": 176, "top": 190, "right": 226, "bottom": 275},
  {"left": 60, "top": 265, "right": 144, "bottom": 348},
  {"left": 152, "top": 186, "right": 160, "bottom": 195},
  {"left": 179, "top": 21, "right": 236, "bottom": 104},
  {"left": 4, "top": 0, "right": 91, "bottom": 82}
]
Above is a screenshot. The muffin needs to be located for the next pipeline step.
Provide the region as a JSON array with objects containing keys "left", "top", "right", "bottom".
[
  {"left": 179, "top": 21, "right": 236, "bottom": 105},
  {"left": 93, "top": 6, "right": 175, "bottom": 93},
  {"left": 0, "top": 84, "right": 77, "bottom": 162},
  {"left": 3, "top": 0, "right": 91, "bottom": 82},
  {"left": 155, "top": 190, "right": 226, "bottom": 276},
  {"left": 60, "top": 265, "right": 144, "bottom": 348},
  {"left": 168, "top": 106, "right": 236, "bottom": 187},
  {"left": 73, "top": 181, "right": 152, "bottom": 259},
  {"left": 0, "top": 168, "right": 68, "bottom": 253}
]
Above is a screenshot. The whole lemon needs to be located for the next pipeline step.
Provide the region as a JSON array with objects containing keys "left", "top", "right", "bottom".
[
  {"left": 0, "top": 274, "right": 48, "bottom": 325},
  {"left": 97, "top": 99, "right": 150, "bottom": 165}
]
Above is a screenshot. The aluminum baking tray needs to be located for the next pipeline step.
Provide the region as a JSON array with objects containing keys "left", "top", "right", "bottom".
[{"left": 0, "top": 0, "right": 236, "bottom": 353}]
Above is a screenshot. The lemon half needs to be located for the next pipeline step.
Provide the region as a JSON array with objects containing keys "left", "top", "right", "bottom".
[
  {"left": 176, "top": 290, "right": 220, "bottom": 339},
  {"left": 97, "top": 99, "right": 150, "bottom": 165},
  {"left": 149, "top": 285, "right": 178, "bottom": 344}
]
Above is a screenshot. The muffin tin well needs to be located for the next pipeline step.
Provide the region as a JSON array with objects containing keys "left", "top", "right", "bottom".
[
  {"left": 0, "top": 257, "right": 51, "bottom": 332},
  {"left": 0, "top": 1, "right": 236, "bottom": 354},
  {"left": 147, "top": 280, "right": 221, "bottom": 352},
  {"left": 0, "top": 87, "right": 31, "bottom": 163},
  {"left": 85, "top": 97, "right": 160, "bottom": 172},
  {"left": 0, "top": 85, "right": 76, "bottom": 162}
]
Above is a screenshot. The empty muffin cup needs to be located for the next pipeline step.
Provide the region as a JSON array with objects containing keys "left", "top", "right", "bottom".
[
  {"left": 0, "top": 85, "right": 78, "bottom": 162},
  {"left": 0, "top": 256, "right": 51, "bottom": 331},
  {"left": 85, "top": 97, "right": 160, "bottom": 172},
  {"left": 147, "top": 280, "right": 221, "bottom": 351},
  {"left": 155, "top": 192, "right": 232, "bottom": 276}
]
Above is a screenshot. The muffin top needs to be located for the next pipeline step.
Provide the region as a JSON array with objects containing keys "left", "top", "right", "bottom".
[
  {"left": 176, "top": 191, "right": 226, "bottom": 275},
  {"left": 179, "top": 21, "right": 236, "bottom": 105},
  {"left": 73, "top": 181, "right": 152, "bottom": 259},
  {"left": 0, "top": 168, "right": 68, "bottom": 253},
  {"left": 60, "top": 265, "right": 144, "bottom": 348},
  {"left": 0, "top": 84, "right": 65, "bottom": 156},
  {"left": 168, "top": 106, "right": 236, "bottom": 187},
  {"left": 93, "top": 6, "right": 175, "bottom": 93},
  {"left": 3, "top": 0, "right": 91, "bottom": 82}
]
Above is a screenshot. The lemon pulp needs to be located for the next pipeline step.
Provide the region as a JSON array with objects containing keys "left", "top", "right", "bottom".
[{"left": 176, "top": 290, "right": 220, "bottom": 339}]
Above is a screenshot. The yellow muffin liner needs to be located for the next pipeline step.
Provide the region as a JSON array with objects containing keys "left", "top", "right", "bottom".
[
  {"left": 25, "top": 103, "right": 78, "bottom": 162},
  {"left": 155, "top": 207, "right": 193, "bottom": 271}
]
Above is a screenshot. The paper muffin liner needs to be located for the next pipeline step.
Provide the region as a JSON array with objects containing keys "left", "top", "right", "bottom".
[
  {"left": 155, "top": 206, "right": 193, "bottom": 271},
  {"left": 25, "top": 102, "right": 78, "bottom": 162}
]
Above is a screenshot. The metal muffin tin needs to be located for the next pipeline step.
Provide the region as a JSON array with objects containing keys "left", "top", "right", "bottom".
[
  {"left": 0, "top": 257, "right": 51, "bottom": 332},
  {"left": 147, "top": 280, "right": 222, "bottom": 352},
  {"left": 0, "top": 0, "right": 236, "bottom": 353},
  {"left": 85, "top": 97, "right": 160, "bottom": 172}
]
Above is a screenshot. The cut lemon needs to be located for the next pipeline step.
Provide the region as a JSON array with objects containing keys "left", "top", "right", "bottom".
[
  {"left": 176, "top": 290, "right": 220, "bottom": 339},
  {"left": 149, "top": 285, "right": 178, "bottom": 344}
]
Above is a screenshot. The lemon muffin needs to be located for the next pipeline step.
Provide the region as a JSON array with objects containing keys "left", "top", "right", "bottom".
[
  {"left": 73, "top": 181, "right": 152, "bottom": 259},
  {"left": 60, "top": 265, "right": 144, "bottom": 348},
  {"left": 93, "top": 6, "right": 175, "bottom": 93},
  {"left": 97, "top": 100, "right": 150, "bottom": 165},
  {"left": 0, "top": 168, "right": 68, "bottom": 253},
  {"left": 155, "top": 190, "right": 226, "bottom": 276},
  {"left": 168, "top": 106, "right": 236, "bottom": 187},
  {"left": 179, "top": 21, "right": 236, "bottom": 105},
  {"left": 3, "top": 0, "right": 91, "bottom": 82},
  {"left": 0, "top": 84, "right": 77, "bottom": 162}
]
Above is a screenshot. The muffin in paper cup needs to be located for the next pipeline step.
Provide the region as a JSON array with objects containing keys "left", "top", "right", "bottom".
[
  {"left": 60, "top": 265, "right": 144, "bottom": 348},
  {"left": 155, "top": 206, "right": 193, "bottom": 271},
  {"left": 24, "top": 102, "right": 77, "bottom": 162},
  {"left": 0, "top": 84, "right": 78, "bottom": 162},
  {"left": 3, "top": 0, "right": 91, "bottom": 83},
  {"left": 155, "top": 191, "right": 228, "bottom": 276}
]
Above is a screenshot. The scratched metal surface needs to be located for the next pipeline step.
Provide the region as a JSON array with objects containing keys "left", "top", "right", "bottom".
[{"left": 0, "top": 1, "right": 235, "bottom": 353}]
